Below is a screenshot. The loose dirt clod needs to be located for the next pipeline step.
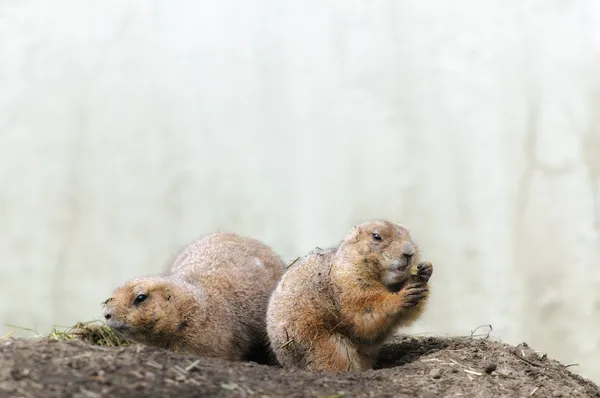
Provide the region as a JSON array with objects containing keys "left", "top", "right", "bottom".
[
  {"left": 485, "top": 363, "right": 498, "bottom": 374},
  {"left": 0, "top": 333, "right": 598, "bottom": 397},
  {"left": 429, "top": 368, "right": 442, "bottom": 379}
]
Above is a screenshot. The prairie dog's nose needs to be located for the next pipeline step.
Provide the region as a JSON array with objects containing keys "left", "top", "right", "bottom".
[
  {"left": 103, "top": 308, "right": 113, "bottom": 321},
  {"left": 401, "top": 241, "right": 415, "bottom": 257}
]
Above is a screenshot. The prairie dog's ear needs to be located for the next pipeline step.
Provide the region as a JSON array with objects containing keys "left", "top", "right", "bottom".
[
  {"left": 344, "top": 225, "right": 362, "bottom": 244},
  {"left": 395, "top": 223, "right": 410, "bottom": 237},
  {"left": 160, "top": 287, "right": 172, "bottom": 301}
]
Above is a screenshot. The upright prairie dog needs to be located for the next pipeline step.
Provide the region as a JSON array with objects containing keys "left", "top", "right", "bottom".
[
  {"left": 266, "top": 220, "right": 433, "bottom": 372},
  {"left": 102, "top": 232, "right": 286, "bottom": 362}
]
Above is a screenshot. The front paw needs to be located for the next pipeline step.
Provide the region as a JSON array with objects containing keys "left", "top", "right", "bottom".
[
  {"left": 414, "top": 261, "right": 433, "bottom": 283},
  {"left": 400, "top": 283, "right": 428, "bottom": 308}
]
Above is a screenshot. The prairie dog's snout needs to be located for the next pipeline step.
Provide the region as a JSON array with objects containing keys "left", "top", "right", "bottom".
[
  {"left": 400, "top": 241, "right": 415, "bottom": 266},
  {"left": 102, "top": 298, "right": 114, "bottom": 320}
]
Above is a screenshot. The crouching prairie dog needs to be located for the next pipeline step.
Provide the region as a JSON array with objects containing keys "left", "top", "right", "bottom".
[
  {"left": 266, "top": 220, "right": 433, "bottom": 372},
  {"left": 102, "top": 232, "right": 286, "bottom": 362}
]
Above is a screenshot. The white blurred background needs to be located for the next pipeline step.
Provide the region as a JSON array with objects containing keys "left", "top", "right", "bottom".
[{"left": 1, "top": 0, "right": 600, "bottom": 383}]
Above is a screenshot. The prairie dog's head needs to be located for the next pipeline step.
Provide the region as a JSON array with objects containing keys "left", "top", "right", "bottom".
[
  {"left": 102, "top": 277, "right": 195, "bottom": 347},
  {"left": 338, "top": 220, "right": 420, "bottom": 288}
]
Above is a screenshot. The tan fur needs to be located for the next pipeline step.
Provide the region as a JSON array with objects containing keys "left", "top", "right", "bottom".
[
  {"left": 103, "top": 232, "right": 286, "bottom": 361},
  {"left": 266, "top": 220, "right": 433, "bottom": 372}
]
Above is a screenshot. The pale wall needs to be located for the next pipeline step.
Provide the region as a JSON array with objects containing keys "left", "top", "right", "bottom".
[{"left": 2, "top": 0, "right": 600, "bottom": 383}]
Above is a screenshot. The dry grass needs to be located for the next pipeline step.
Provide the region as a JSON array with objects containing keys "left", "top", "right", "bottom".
[
  {"left": 3, "top": 320, "right": 131, "bottom": 347},
  {"left": 53, "top": 320, "right": 132, "bottom": 347}
]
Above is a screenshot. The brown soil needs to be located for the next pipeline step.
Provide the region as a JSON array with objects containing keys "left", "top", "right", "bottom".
[{"left": 1, "top": 335, "right": 598, "bottom": 398}]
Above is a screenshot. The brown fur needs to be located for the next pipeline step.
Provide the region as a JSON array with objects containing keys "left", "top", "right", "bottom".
[
  {"left": 103, "top": 232, "right": 286, "bottom": 362},
  {"left": 266, "top": 220, "right": 433, "bottom": 372}
]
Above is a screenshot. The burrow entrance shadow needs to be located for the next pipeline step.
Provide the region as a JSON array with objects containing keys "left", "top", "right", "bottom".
[{"left": 373, "top": 336, "right": 450, "bottom": 370}]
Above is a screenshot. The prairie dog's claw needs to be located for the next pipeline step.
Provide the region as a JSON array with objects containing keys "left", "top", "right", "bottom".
[
  {"left": 402, "top": 283, "right": 428, "bottom": 308},
  {"left": 414, "top": 261, "right": 433, "bottom": 282}
]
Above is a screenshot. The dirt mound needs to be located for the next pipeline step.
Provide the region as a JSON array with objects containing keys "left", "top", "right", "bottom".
[{"left": 0, "top": 335, "right": 598, "bottom": 398}]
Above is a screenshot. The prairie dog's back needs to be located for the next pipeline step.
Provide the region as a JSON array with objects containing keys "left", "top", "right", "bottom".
[
  {"left": 266, "top": 247, "right": 339, "bottom": 365},
  {"left": 169, "top": 232, "right": 285, "bottom": 283},
  {"left": 169, "top": 232, "right": 286, "bottom": 348}
]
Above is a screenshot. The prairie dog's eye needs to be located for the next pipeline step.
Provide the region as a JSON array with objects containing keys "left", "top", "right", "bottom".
[
  {"left": 134, "top": 294, "right": 148, "bottom": 305},
  {"left": 372, "top": 233, "right": 382, "bottom": 241}
]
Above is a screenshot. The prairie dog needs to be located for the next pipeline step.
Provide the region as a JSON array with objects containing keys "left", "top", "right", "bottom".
[
  {"left": 103, "top": 232, "right": 286, "bottom": 362},
  {"left": 266, "top": 220, "right": 433, "bottom": 372}
]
